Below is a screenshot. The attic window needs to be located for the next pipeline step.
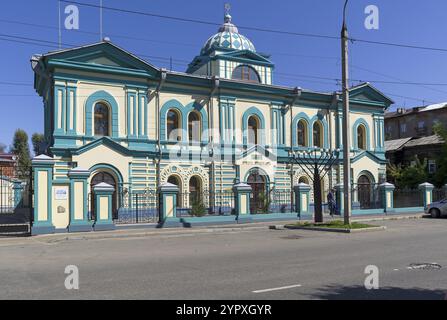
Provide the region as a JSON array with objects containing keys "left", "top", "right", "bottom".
[{"left": 232, "top": 65, "right": 260, "bottom": 83}]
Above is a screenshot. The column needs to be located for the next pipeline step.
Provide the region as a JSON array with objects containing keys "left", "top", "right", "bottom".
[
  {"left": 232, "top": 182, "right": 252, "bottom": 222},
  {"left": 379, "top": 182, "right": 395, "bottom": 213},
  {"left": 68, "top": 167, "right": 92, "bottom": 232},
  {"left": 419, "top": 182, "right": 434, "bottom": 209},
  {"left": 93, "top": 182, "right": 116, "bottom": 231},
  {"left": 31, "top": 155, "right": 56, "bottom": 235},
  {"left": 158, "top": 182, "right": 179, "bottom": 226},
  {"left": 294, "top": 183, "right": 311, "bottom": 218}
]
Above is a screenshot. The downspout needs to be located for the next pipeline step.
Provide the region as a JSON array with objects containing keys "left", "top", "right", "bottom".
[
  {"left": 289, "top": 87, "right": 302, "bottom": 209},
  {"left": 209, "top": 76, "right": 219, "bottom": 213},
  {"left": 155, "top": 68, "right": 167, "bottom": 189}
]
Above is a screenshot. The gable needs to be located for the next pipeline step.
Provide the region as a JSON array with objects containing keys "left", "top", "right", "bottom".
[
  {"left": 216, "top": 50, "right": 274, "bottom": 66},
  {"left": 349, "top": 83, "right": 394, "bottom": 107},
  {"left": 43, "top": 42, "right": 159, "bottom": 76}
]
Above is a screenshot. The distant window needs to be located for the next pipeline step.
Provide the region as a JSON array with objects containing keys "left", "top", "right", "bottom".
[
  {"left": 166, "top": 109, "right": 181, "bottom": 141},
  {"left": 297, "top": 120, "right": 308, "bottom": 147},
  {"left": 94, "top": 103, "right": 110, "bottom": 136},
  {"left": 428, "top": 160, "right": 437, "bottom": 174},
  {"left": 313, "top": 121, "right": 323, "bottom": 148},
  {"left": 232, "top": 65, "right": 260, "bottom": 83},
  {"left": 188, "top": 111, "right": 201, "bottom": 142},
  {"left": 357, "top": 125, "right": 367, "bottom": 150},
  {"left": 418, "top": 121, "right": 425, "bottom": 129},
  {"left": 400, "top": 123, "right": 407, "bottom": 134},
  {"left": 247, "top": 115, "right": 260, "bottom": 145}
]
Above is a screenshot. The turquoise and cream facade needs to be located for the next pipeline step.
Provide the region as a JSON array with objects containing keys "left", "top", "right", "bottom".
[{"left": 31, "top": 14, "right": 393, "bottom": 232}]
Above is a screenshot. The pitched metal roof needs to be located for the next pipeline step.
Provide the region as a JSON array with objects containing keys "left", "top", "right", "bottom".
[{"left": 385, "top": 137, "right": 412, "bottom": 151}]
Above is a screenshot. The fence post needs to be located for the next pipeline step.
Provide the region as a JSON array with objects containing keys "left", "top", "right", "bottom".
[
  {"left": 68, "top": 167, "right": 91, "bottom": 232},
  {"left": 12, "top": 180, "right": 24, "bottom": 207},
  {"left": 158, "top": 182, "right": 179, "bottom": 226},
  {"left": 335, "top": 183, "right": 344, "bottom": 215},
  {"left": 232, "top": 182, "right": 252, "bottom": 223},
  {"left": 418, "top": 182, "right": 434, "bottom": 209},
  {"left": 379, "top": 182, "right": 395, "bottom": 213},
  {"left": 31, "top": 155, "right": 56, "bottom": 235},
  {"left": 294, "top": 183, "right": 311, "bottom": 219},
  {"left": 92, "top": 182, "right": 116, "bottom": 231}
]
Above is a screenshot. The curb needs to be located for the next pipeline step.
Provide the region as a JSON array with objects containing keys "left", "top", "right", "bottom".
[{"left": 283, "top": 225, "right": 387, "bottom": 233}]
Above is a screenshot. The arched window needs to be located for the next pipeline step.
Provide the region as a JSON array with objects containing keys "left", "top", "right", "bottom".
[
  {"left": 313, "top": 121, "right": 323, "bottom": 148},
  {"left": 247, "top": 115, "right": 260, "bottom": 145},
  {"left": 232, "top": 65, "right": 260, "bottom": 83},
  {"left": 297, "top": 120, "right": 308, "bottom": 147},
  {"left": 94, "top": 103, "right": 110, "bottom": 136},
  {"left": 189, "top": 176, "right": 202, "bottom": 205},
  {"left": 166, "top": 109, "right": 181, "bottom": 141},
  {"left": 188, "top": 111, "right": 201, "bottom": 143},
  {"left": 357, "top": 125, "right": 366, "bottom": 150}
]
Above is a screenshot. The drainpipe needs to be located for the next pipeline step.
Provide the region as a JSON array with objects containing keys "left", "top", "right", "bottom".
[
  {"left": 209, "top": 76, "right": 219, "bottom": 213},
  {"left": 288, "top": 87, "right": 302, "bottom": 208},
  {"left": 155, "top": 68, "right": 167, "bottom": 189}
]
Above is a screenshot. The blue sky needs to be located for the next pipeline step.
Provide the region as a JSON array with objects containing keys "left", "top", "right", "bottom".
[{"left": 1, "top": 0, "right": 447, "bottom": 150}]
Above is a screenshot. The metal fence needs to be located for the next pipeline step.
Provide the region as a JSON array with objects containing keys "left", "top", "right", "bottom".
[
  {"left": 393, "top": 188, "right": 424, "bottom": 208},
  {"left": 351, "top": 183, "right": 382, "bottom": 210},
  {"left": 0, "top": 175, "right": 14, "bottom": 214},
  {"left": 176, "top": 191, "right": 235, "bottom": 217},
  {"left": 433, "top": 188, "right": 447, "bottom": 202},
  {"left": 115, "top": 191, "right": 158, "bottom": 224}
]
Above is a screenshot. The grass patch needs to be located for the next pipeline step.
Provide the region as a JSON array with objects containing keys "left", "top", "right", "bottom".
[{"left": 289, "top": 220, "right": 379, "bottom": 229}]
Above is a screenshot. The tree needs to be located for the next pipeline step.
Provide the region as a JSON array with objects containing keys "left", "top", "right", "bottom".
[
  {"left": 433, "top": 122, "right": 447, "bottom": 186},
  {"left": 11, "top": 129, "right": 31, "bottom": 179},
  {"left": 31, "top": 133, "right": 45, "bottom": 156},
  {"left": 397, "top": 156, "right": 428, "bottom": 189}
]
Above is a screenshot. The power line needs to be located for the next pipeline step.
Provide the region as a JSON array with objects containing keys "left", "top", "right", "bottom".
[{"left": 61, "top": 0, "right": 339, "bottom": 41}]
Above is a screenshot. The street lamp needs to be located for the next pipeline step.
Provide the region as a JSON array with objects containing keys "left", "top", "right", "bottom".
[{"left": 290, "top": 148, "right": 340, "bottom": 223}]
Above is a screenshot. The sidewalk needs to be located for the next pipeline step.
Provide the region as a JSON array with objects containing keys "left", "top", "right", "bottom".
[{"left": 7, "top": 211, "right": 422, "bottom": 243}]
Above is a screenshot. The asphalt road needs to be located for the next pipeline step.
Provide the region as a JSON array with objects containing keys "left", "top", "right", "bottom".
[{"left": 0, "top": 218, "right": 446, "bottom": 300}]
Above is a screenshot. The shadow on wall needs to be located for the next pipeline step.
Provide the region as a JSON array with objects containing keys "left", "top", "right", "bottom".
[{"left": 311, "top": 285, "right": 446, "bottom": 300}]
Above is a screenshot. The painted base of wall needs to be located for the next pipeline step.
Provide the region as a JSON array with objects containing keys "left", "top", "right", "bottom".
[
  {"left": 31, "top": 225, "right": 55, "bottom": 235},
  {"left": 68, "top": 223, "right": 93, "bottom": 233},
  {"left": 93, "top": 223, "right": 116, "bottom": 231}
]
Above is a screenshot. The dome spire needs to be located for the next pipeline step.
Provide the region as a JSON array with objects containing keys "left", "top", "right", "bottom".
[{"left": 224, "top": 3, "right": 232, "bottom": 23}]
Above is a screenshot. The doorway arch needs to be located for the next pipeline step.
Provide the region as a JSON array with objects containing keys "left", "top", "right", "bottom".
[
  {"left": 247, "top": 169, "right": 269, "bottom": 214},
  {"left": 167, "top": 175, "right": 182, "bottom": 207},
  {"left": 357, "top": 174, "right": 372, "bottom": 209}
]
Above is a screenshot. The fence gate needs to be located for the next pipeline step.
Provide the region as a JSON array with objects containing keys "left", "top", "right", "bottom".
[{"left": 0, "top": 167, "right": 33, "bottom": 236}]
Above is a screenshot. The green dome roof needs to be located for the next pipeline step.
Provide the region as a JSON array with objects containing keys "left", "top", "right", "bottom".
[{"left": 200, "top": 14, "right": 256, "bottom": 55}]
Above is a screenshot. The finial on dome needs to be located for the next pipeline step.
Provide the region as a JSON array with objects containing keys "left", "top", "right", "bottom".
[{"left": 224, "top": 3, "right": 232, "bottom": 23}]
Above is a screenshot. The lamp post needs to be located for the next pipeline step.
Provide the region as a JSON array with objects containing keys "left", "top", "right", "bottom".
[
  {"left": 290, "top": 148, "right": 340, "bottom": 223},
  {"left": 341, "top": 0, "right": 352, "bottom": 225}
]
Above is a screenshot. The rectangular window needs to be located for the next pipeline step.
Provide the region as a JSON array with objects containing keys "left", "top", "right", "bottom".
[
  {"left": 418, "top": 121, "right": 425, "bottom": 129},
  {"left": 428, "top": 160, "right": 437, "bottom": 174},
  {"left": 400, "top": 123, "right": 406, "bottom": 133}
]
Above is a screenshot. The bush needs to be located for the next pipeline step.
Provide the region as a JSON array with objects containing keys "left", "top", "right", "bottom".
[{"left": 191, "top": 198, "right": 206, "bottom": 217}]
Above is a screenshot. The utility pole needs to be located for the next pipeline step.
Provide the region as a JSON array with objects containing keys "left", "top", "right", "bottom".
[{"left": 341, "top": 0, "right": 351, "bottom": 225}]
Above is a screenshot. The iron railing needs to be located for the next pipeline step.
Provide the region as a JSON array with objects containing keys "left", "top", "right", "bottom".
[
  {"left": 433, "top": 188, "right": 446, "bottom": 202},
  {"left": 393, "top": 188, "right": 424, "bottom": 208}
]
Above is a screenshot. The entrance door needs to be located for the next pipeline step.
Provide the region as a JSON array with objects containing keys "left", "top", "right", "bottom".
[
  {"left": 357, "top": 175, "right": 372, "bottom": 209},
  {"left": 91, "top": 172, "right": 117, "bottom": 220},
  {"left": 247, "top": 171, "right": 267, "bottom": 214}
]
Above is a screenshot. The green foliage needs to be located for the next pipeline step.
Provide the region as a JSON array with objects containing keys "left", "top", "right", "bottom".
[
  {"left": 11, "top": 129, "right": 31, "bottom": 179},
  {"left": 433, "top": 123, "right": 447, "bottom": 186},
  {"left": 190, "top": 197, "right": 206, "bottom": 217},
  {"left": 31, "top": 133, "right": 45, "bottom": 156},
  {"left": 388, "top": 155, "right": 428, "bottom": 189}
]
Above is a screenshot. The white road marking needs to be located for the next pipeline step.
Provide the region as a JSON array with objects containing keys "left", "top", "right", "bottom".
[{"left": 252, "top": 284, "right": 302, "bottom": 293}]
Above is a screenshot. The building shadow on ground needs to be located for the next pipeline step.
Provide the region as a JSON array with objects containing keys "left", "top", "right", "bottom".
[{"left": 311, "top": 285, "right": 446, "bottom": 300}]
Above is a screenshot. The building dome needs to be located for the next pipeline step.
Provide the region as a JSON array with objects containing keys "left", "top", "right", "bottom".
[{"left": 200, "top": 14, "right": 256, "bottom": 55}]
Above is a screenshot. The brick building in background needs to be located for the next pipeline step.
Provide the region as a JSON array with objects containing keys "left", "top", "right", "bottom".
[
  {"left": 0, "top": 153, "right": 17, "bottom": 178},
  {"left": 385, "top": 103, "right": 446, "bottom": 173}
]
